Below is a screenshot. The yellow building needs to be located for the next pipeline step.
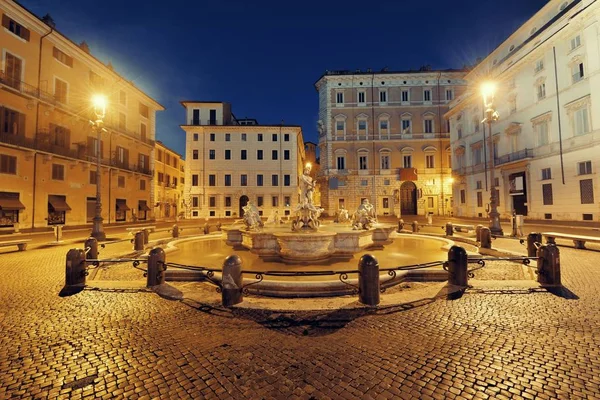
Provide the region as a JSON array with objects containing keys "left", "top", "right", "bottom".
[
  {"left": 0, "top": 0, "right": 164, "bottom": 230},
  {"left": 154, "top": 141, "right": 185, "bottom": 220}
]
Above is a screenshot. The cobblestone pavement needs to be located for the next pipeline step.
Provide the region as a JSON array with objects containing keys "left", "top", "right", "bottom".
[{"left": 1, "top": 237, "right": 600, "bottom": 399}]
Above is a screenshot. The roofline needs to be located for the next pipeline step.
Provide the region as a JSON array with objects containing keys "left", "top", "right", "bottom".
[
  {"left": 179, "top": 124, "right": 303, "bottom": 129},
  {"left": 9, "top": 0, "right": 165, "bottom": 110},
  {"left": 155, "top": 141, "right": 184, "bottom": 159},
  {"left": 314, "top": 68, "right": 468, "bottom": 89},
  {"left": 180, "top": 100, "right": 228, "bottom": 108},
  {"left": 305, "top": 141, "right": 318, "bottom": 146}
]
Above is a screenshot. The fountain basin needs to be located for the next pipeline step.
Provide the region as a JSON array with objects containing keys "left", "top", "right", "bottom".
[{"left": 274, "top": 231, "right": 336, "bottom": 261}]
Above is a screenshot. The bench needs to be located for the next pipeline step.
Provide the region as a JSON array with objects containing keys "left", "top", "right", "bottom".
[
  {"left": 543, "top": 232, "right": 600, "bottom": 249},
  {"left": 453, "top": 224, "right": 475, "bottom": 233},
  {"left": 0, "top": 239, "right": 32, "bottom": 251}
]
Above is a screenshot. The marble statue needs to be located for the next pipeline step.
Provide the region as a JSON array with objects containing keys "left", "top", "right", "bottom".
[
  {"left": 292, "top": 163, "right": 323, "bottom": 231},
  {"left": 334, "top": 205, "right": 350, "bottom": 223},
  {"left": 352, "top": 199, "right": 377, "bottom": 230},
  {"left": 266, "top": 209, "right": 282, "bottom": 225},
  {"left": 242, "top": 201, "right": 263, "bottom": 231}
]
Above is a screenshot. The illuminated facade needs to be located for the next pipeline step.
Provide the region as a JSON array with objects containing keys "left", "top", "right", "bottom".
[
  {"left": 181, "top": 102, "right": 305, "bottom": 219},
  {"left": 448, "top": 0, "right": 600, "bottom": 222},
  {"left": 154, "top": 141, "right": 185, "bottom": 220},
  {"left": 0, "top": 1, "right": 163, "bottom": 230},
  {"left": 315, "top": 69, "right": 467, "bottom": 217}
]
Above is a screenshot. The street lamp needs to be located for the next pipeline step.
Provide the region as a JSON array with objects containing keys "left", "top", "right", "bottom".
[
  {"left": 481, "top": 82, "right": 503, "bottom": 235},
  {"left": 91, "top": 94, "right": 107, "bottom": 240}
]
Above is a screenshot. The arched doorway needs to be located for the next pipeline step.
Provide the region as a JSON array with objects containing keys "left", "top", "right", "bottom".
[
  {"left": 400, "top": 181, "right": 417, "bottom": 215},
  {"left": 239, "top": 195, "right": 249, "bottom": 217}
]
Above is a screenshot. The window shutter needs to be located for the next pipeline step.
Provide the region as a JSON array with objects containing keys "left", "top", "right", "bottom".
[
  {"left": 18, "top": 112, "right": 26, "bottom": 136},
  {"left": 67, "top": 55, "right": 73, "bottom": 67},
  {"left": 1, "top": 15, "right": 10, "bottom": 29},
  {"left": 22, "top": 26, "right": 30, "bottom": 41},
  {"left": 53, "top": 47, "right": 59, "bottom": 58}
]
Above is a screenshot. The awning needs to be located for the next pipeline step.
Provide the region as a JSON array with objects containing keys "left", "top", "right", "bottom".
[
  {"left": 138, "top": 202, "right": 151, "bottom": 211},
  {"left": 0, "top": 198, "right": 26, "bottom": 210},
  {"left": 48, "top": 196, "right": 71, "bottom": 212},
  {"left": 116, "top": 201, "right": 131, "bottom": 212}
]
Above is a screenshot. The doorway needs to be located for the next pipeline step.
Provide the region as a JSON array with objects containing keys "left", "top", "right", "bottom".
[
  {"left": 239, "top": 195, "right": 249, "bottom": 217},
  {"left": 400, "top": 181, "right": 417, "bottom": 215}
]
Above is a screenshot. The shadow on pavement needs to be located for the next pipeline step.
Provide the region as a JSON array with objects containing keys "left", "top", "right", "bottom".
[
  {"left": 59, "top": 285, "right": 85, "bottom": 297},
  {"left": 545, "top": 285, "right": 579, "bottom": 299}
]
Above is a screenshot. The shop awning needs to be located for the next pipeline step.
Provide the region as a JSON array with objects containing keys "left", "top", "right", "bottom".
[
  {"left": 116, "top": 201, "right": 131, "bottom": 212},
  {"left": 48, "top": 196, "right": 71, "bottom": 212},
  {"left": 138, "top": 202, "right": 151, "bottom": 211},
  {"left": 0, "top": 198, "right": 26, "bottom": 210}
]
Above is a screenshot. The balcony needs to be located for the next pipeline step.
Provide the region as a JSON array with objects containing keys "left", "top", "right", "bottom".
[
  {"left": 188, "top": 119, "right": 220, "bottom": 126},
  {"left": 494, "top": 149, "right": 533, "bottom": 166}
]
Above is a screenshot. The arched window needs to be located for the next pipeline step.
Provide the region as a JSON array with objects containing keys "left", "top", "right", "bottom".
[
  {"left": 401, "top": 112, "right": 412, "bottom": 135},
  {"left": 379, "top": 148, "right": 392, "bottom": 170}
]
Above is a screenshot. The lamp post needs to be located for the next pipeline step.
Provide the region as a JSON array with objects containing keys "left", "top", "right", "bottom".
[
  {"left": 91, "top": 94, "right": 107, "bottom": 241},
  {"left": 481, "top": 82, "right": 503, "bottom": 236}
]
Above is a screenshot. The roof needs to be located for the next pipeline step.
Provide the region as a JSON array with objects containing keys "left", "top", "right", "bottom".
[
  {"left": 180, "top": 101, "right": 228, "bottom": 108},
  {"left": 314, "top": 68, "right": 467, "bottom": 88},
  {"left": 155, "top": 141, "right": 184, "bottom": 159}
]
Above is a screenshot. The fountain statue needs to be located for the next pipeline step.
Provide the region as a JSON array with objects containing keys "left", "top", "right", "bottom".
[
  {"left": 291, "top": 163, "right": 323, "bottom": 231},
  {"left": 242, "top": 201, "right": 263, "bottom": 231},
  {"left": 352, "top": 199, "right": 377, "bottom": 230},
  {"left": 265, "top": 209, "right": 282, "bottom": 225},
  {"left": 334, "top": 205, "right": 350, "bottom": 223}
]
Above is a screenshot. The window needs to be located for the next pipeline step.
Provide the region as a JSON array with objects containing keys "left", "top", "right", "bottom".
[
  {"left": 193, "top": 133, "right": 198, "bottom": 141},
  {"left": 423, "top": 89, "right": 431, "bottom": 102},
  {"left": 445, "top": 89, "right": 453, "bottom": 101},
  {"left": 336, "top": 121, "right": 345, "bottom": 133},
  {"left": 139, "top": 103, "right": 149, "bottom": 118},
  {"left": 336, "top": 92, "right": 344, "bottom": 104},
  {"left": 284, "top": 133, "right": 290, "bottom": 142},
  {"left": 476, "top": 181, "right": 483, "bottom": 190},
  {"left": 272, "top": 196, "right": 279, "bottom": 207},
  {"left": 401, "top": 90, "right": 409, "bottom": 102},
  {"left": 48, "top": 195, "right": 68, "bottom": 225},
  {"left": 284, "top": 175, "right": 291, "bottom": 186},
  {"left": 424, "top": 119, "right": 433, "bottom": 134},
  {"left": 2, "top": 154, "right": 19, "bottom": 174},
  {"left": 4, "top": 16, "right": 29, "bottom": 40},
  {"left": 272, "top": 150, "right": 278, "bottom": 160},
  {"left": 543, "top": 183, "right": 553, "bottom": 205},
  {"left": 54, "top": 78, "right": 68, "bottom": 103},
  {"left": 381, "top": 154, "right": 390, "bottom": 170},
  {"left": 241, "top": 133, "right": 247, "bottom": 141},
  {"left": 379, "top": 90, "right": 387, "bottom": 103},
  {"left": 89, "top": 170, "right": 97, "bottom": 185},
  {"left": 241, "top": 150, "right": 247, "bottom": 160},
  {"left": 140, "top": 123, "right": 147, "bottom": 142},
  {"left": 580, "top": 179, "right": 594, "bottom": 204},
  {"left": 158, "top": 172, "right": 164, "bottom": 183},
  {"left": 53, "top": 47, "right": 73, "bottom": 67},
  {"left": 52, "top": 164, "right": 64, "bottom": 180},
  {"left": 537, "top": 83, "right": 546, "bottom": 100},
  {"left": 225, "top": 197, "right": 231, "bottom": 207},
  {"left": 403, "top": 155, "right": 412, "bottom": 168},
  {"left": 358, "top": 91, "right": 366, "bottom": 104},
  {"left": 192, "top": 197, "right": 199, "bottom": 208},
  {"left": 257, "top": 150, "right": 263, "bottom": 160},
  {"left": 3, "top": 53, "right": 23, "bottom": 91},
  {"left": 537, "top": 122, "right": 549, "bottom": 145},
  {"left": 209, "top": 175, "right": 216, "bottom": 186},
  {"left": 402, "top": 119, "right": 411, "bottom": 134},
  {"left": 337, "top": 156, "right": 345, "bottom": 170},
  {"left": 224, "top": 174, "right": 231, "bottom": 186},
  {"left": 358, "top": 120, "right": 367, "bottom": 132},
  {"left": 209, "top": 149, "right": 215, "bottom": 160},
  {"left": 225, "top": 133, "right": 231, "bottom": 142},
  {"left": 384, "top": 179, "right": 390, "bottom": 186},
  {"left": 284, "top": 196, "right": 291, "bottom": 207},
  {"left": 118, "top": 176, "right": 125, "bottom": 188},
  {"left": 284, "top": 150, "right": 290, "bottom": 160},
  {"left": 241, "top": 174, "right": 248, "bottom": 186},
  {"left": 257, "top": 196, "right": 264, "bottom": 207},
  {"left": 473, "top": 147, "right": 482, "bottom": 165},
  {"left": 210, "top": 133, "right": 215, "bottom": 141},
  {"left": 209, "top": 197, "right": 216, "bottom": 207},
  {"left": 272, "top": 175, "right": 279, "bottom": 186},
  {"left": 359, "top": 155, "right": 368, "bottom": 170},
  {"left": 119, "top": 113, "right": 126, "bottom": 130},
  {"left": 225, "top": 150, "right": 231, "bottom": 160},
  {"left": 426, "top": 155, "right": 435, "bottom": 169},
  {"left": 272, "top": 133, "right": 278, "bottom": 142},
  {"left": 193, "top": 150, "right": 199, "bottom": 160},
  {"left": 578, "top": 161, "right": 592, "bottom": 175},
  {"left": 541, "top": 168, "right": 552, "bottom": 180},
  {"left": 119, "top": 91, "right": 126, "bottom": 106},
  {"left": 360, "top": 180, "right": 368, "bottom": 186},
  {"left": 460, "top": 190, "right": 466, "bottom": 204},
  {"left": 139, "top": 179, "right": 147, "bottom": 191},
  {"left": 192, "top": 175, "right": 199, "bottom": 186},
  {"left": 477, "top": 192, "right": 483, "bottom": 207},
  {"left": 535, "top": 59, "right": 544, "bottom": 73},
  {"left": 574, "top": 108, "right": 590, "bottom": 135},
  {"left": 572, "top": 62, "right": 585, "bottom": 83},
  {"left": 570, "top": 35, "right": 581, "bottom": 51},
  {"left": 258, "top": 134, "right": 263, "bottom": 141},
  {"left": 257, "top": 174, "right": 263, "bottom": 186}
]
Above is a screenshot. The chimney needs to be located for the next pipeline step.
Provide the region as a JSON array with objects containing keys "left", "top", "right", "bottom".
[
  {"left": 41, "top": 14, "right": 55, "bottom": 28},
  {"left": 79, "top": 41, "right": 90, "bottom": 54}
]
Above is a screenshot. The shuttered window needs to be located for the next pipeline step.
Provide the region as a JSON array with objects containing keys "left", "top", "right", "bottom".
[
  {"left": 53, "top": 47, "right": 73, "bottom": 67},
  {"left": 2, "top": 14, "right": 30, "bottom": 41},
  {"left": 580, "top": 179, "right": 594, "bottom": 204},
  {"left": 0, "top": 154, "right": 17, "bottom": 174},
  {"left": 542, "top": 183, "right": 553, "bottom": 205}
]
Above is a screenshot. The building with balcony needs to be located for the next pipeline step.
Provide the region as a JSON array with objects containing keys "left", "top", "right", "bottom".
[
  {"left": 181, "top": 101, "right": 304, "bottom": 219},
  {"left": 0, "top": 0, "right": 163, "bottom": 230},
  {"left": 315, "top": 68, "right": 467, "bottom": 217},
  {"left": 154, "top": 141, "right": 184, "bottom": 220},
  {"left": 447, "top": 0, "right": 600, "bottom": 222}
]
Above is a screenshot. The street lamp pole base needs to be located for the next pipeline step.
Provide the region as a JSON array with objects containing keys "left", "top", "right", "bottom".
[
  {"left": 488, "top": 211, "right": 503, "bottom": 237},
  {"left": 91, "top": 217, "right": 106, "bottom": 241}
]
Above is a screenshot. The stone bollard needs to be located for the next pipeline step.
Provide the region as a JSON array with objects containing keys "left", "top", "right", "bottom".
[
  {"left": 480, "top": 227, "right": 492, "bottom": 249},
  {"left": 222, "top": 255, "right": 243, "bottom": 307},
  {"left": 476, "top": 224, "right": 484, "bottom": 242},
  {"left": 84, "top": 237, "right": 98, "bottom": 261},
  {"left": 203, "top": 223, "right": 210, "bottom": 235},
  {"left": 216, "top": 222, "right": 222, "bottom": 231},
  {"left": 65, "top": 248, "right": 87, "bottom": 287},
  {"left": 147, "top": 247, "right": 166, "bottom": 287},
  {"left": 172, "top": 224, "right": 180, "bottom": 238},
  {"left": 397, "top": 219, "right": 405, "bottom": 233},
  {"left": 358, "top": 254, "right": 380, "bottom": 306},
  {"left": 527, "top": 232, "right": 542, "bottom": 258},
  {"left": 133, "top": 231, "right": 145, "bottom": 251},
  {"left": 447, "top": 245, "right": 468, "bottom": 287},
  {"left": 412, "top": 221, "right": 419, "bottom": 233},
  {"left": 537, "top": 244, "right": 561, "bottom": 287},
  {"left": 445, "top": 222, "right": 453, "bottom": 237},
  {"left": 142, "top": 229, "right": 150, "bottom": 244}
]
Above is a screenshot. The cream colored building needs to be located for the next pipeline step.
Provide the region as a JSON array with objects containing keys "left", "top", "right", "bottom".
[
  {"left": 181, "top": 101, "right": 304, "bottom": 219},
  {"left": 448, "top": 0, "right": 600, "bottom": 222},
  {"left": 315, "top": 69, "right": 467, "bottom": 217},
  {"left": 0, "top": 0, "right": 163, "bottom": 230},
  {"left": 154, "top": 141, "right": 184, "bottom": 220}
]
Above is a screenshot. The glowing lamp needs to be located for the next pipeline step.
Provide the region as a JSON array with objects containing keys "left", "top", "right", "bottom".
[
  {"left": 92, "top": 94, "right": 107, "bottom": 120},
  {"left": 481, "top": 81, "right": 496, "bottom": 108}
]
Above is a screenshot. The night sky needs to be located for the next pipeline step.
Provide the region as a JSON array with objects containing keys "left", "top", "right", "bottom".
[{"left": 22, "top": 0, "right": 548, "bottom": 157}]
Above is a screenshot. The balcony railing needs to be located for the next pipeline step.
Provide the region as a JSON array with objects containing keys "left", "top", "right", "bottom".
[
  {"left": 494, "top": 149, "right": 533, "bottom": 166},
  {"left": 189, "top": 119, "right": 220, "bottom": 126},
  {"left": 331, "top": 132, "right": 449, "bottom": 141}
]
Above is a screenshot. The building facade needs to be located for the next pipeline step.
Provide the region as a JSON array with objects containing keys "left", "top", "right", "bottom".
[
  {"left": 181, "top": 102, "right": 304, "bottom": 219},
  {"left": 447, "top": 0, "right": 600, "bottom": 222},
  {"left": 154, "top": 141, "right": 184, "bottom": 220},
  {"left": 315, "top": 69, "right": 467, "bottom": 217},
  {"left": 0, "top": 0, "right": 163, "bottom": 230}
]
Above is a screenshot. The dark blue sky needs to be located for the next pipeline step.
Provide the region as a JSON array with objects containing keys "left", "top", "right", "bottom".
[{"left": 24, "top": 0, "right": 548, "bottom": 156}]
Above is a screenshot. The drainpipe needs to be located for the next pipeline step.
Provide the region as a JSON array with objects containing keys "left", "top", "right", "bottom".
[
  {"left": 552, "top": 47, "right": 566, "bottom": 185},
  {"left": 31, "top": 26, "right": 53, "bottom": 229}
]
